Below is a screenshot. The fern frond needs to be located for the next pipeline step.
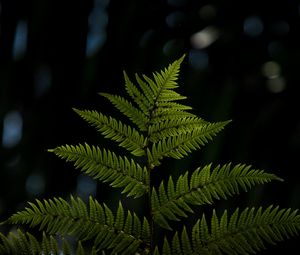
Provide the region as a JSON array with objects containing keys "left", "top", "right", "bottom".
[
  {"left": 99, "top": 93, "right": 149, "bottom": 131},
  {"left": 48, "top": 143, "right": 148, "bottom": 198},
  {"left": 148, "top": 117, "right": 208, "bottom": 142},
  {"left": 0, "top": 229, "right": 90, "bottom": 255},
  {"left": 198, "top": 206, "right": 300, "bottom": 254},
  {"left": 73, "top": 109, "right": 147, "bottom": 156},
  {"left": 156, "top": 89, "right": 187, "bottom": 102},
  {"left": 150, "top": 109, "right": 197, "bottom": 125},
  {"left": 124, "top": 71, "right": 151, "bottom": 116},
  {"left": 142, "top": 58, "right": 181, "bottom": 98},
  {"left": 156, "top": 207, "right": 300, "bottom": 254},
  {"left": 5, "top": 196, "right": 151, "bottom": 254},
  {"left": 0, "top": 229, "right": 40, "bottom": 254},
  {"left": 155, "top": 101, "right": 193, "bottom": 111},
  {"left": 135, "top": 73, "right": 155, "bottom": 105},
  {"left": 135, "top": 55, "right": 186, "bottom": 121},
  {"left": 152, "top": 163, "right": 282, "bottom": 230},
  {"left": 148, "top": 121, "right": 230, "bottom": 166}
]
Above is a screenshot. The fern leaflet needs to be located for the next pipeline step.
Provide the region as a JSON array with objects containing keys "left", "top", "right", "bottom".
[
  {"left": 155, "top": 206, "right": 300, "bottom": 254},
  {"left": 48, "top": 143, "right": 148, "bottom": 198},
  {"left": 148, "top": 117, "right": 208, "bottom": 142},
  {"left": 142, "top": 55, "right": 183, "bottom": 102},
  {"left": 73, "top": 108, "right": 147, "bottom": 156},
  {"left": 5, "top": 196, "right": 150, "bottom": 254},
  {"left": 148, "top": 121, "right": 230, "bottom": 166},
  {"left": 152, "top": 163, "right": 282, "bottom": 230},
  {"left": 124, "top": 71, "right": 151, "bottom": 116},
  {"left": 0, "top": 229, "right": 94, "bottom": 255},
  {"left": 100, "top": 93, "right": 149, "bottom": 131}
]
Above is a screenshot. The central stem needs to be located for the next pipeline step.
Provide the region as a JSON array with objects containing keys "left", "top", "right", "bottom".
[
  {"left": 145, "top": 105, "right": 157, "bottom": 253},
  {"left": 147, "top": 165, "right": 154, "bottom": 253}
]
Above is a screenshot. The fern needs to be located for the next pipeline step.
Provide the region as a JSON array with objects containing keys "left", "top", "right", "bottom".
[
  {"left": 2, "top": 55, "right": 299, "bottom": 254},
  {"left": 5, "top": 196, "right": 150, "bottom": 254},
  {"left": 73, "top": 108, "right": 147, "bottom": 156},
  {"left": 0, "top": 229, "right": 95, "bottom": 255},
  {"left": 147, "top": 121, "right": 230, "bottom": 167},
  {"left": 151, "top": 163, "right": 283, "bottom": 230},
  {"left": 155, "top": 206, "right": 300, "bottom": 254},
  {"left": 49, "top": 143, "right": 148, "bottom": 198}
]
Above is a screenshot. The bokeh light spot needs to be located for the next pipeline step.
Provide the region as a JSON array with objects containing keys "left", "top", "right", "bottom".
[
  {"left": 188, "top": 50, "right": 209, "bottom": 70},
  {"left": 190, "top": 26, "right": 219, "bottom": 49},
  {"left": 266, "top": 77, "right": 286, "bottom": 93},
  {"left": 86, "top": 0, "right": 110, "bottom": 57},
  {"left": 12, "top": 20, "right": 28, "bottom": 60},
  {"left": 244, "top": 16, "right": 264, "bottom": 37},
  {"left": 76, "top": 175, "right": 97, "bottom": 199},
  {"left": 25, "top": 174, "right": 45, "bottom": 196},
  {"left": 261, "top": 61, "right": 281, "bottom": 79},
  {"left": 34, "top": 65, "right": 52, "bottom": 98},
  {"left": 2, "top": 111, "right": 23, "bottom": 148}
]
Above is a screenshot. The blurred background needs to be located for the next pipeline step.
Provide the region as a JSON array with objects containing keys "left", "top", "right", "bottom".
[{"left": 0, "top": 0, "right": 299, "bottom": 253}]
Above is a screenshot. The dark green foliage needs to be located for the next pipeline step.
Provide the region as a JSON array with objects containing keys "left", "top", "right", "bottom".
[
  {"left": 49, "top": 144, "right": 148, "bottom": 198},
  {"left": 0, "top": 229, "right": 92, "bottom": 255},
  {"left": 155, "top": 206, "right": 300, "bottom": 255},
  {"left": 5, "top": 196, "right": 150, "bottom": 254},
  {"left": 2, "top": 56, "right": 300, "bottom": 254},
  {"left": 151, "top": 164, "right": 282, "bottom": 230}
]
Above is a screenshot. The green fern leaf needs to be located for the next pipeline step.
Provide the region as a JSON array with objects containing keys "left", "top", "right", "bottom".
[
  {"left": 157, "top": 89, "right": 187, "bottom": 102},
  {"left": 100, "top": 92, "right": 149, "bottom": 131},
  {"left": 135, "top": 73, "right": 155, "bottom": 105},
  {"left": 148, "top": 121, "right": 230, "bottom": 166},
  {"left": 155, "top": 101, "right": 193, "bottom": 111},
  {"left": 151, "top": 109, "right": 197, "bottom": 124},
  {"left": 146, "top": 54, "right": 184, "bottom": 97},
  {"left": 73, "top": 108, "right": 147, "bottom": 156},
  {"left": 124, "top": 71, "right": 151, "bottom": 116},
  {"left": 197, "top": 206, "right": 300, "bottom": 254},
  {"left": 134, "top": 55, "right": 186, "bottom": 122},
  {"left": 5, "top": 196, "right": 151, "bottom": 254},
  {"left": 157, "top": 206, "right": 300, "bottom": 254},
  {"left": 48, "top": 143, "right": 148, "bottom": 198},
  {"left": 0, "top": 229, "right": 87, "bottom": 255},
  {"left": 0, "top": 230, "right": 41, "bottom": 254},
  {"left": 152, "top": 163, "right": 282, "bottom": 229},
  {"left": 76, "top": 241, "right": 85, "bottom": 255},
  {"left": 148, "top": 117, "right": 208, "bottom": 142}
]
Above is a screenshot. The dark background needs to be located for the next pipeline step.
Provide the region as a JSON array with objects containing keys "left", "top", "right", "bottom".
[{"left": 0, "top": 0, "right": 299, "bottom": 254}]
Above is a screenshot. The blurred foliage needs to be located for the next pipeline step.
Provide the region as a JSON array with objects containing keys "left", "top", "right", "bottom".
[{"left": 0, "top": 0, "right": 299, "bottom": 253}]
